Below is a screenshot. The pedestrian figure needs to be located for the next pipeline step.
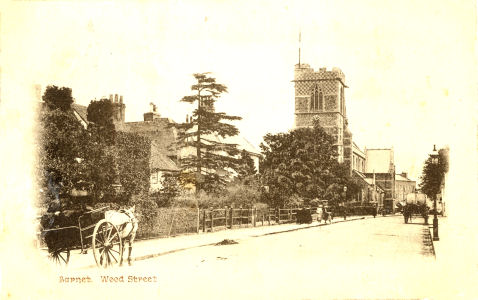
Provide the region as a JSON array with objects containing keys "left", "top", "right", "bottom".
[
  {"left": 316, "top": 205, "right": 323, "bottom": 223},
  {"left": 403, "top": 205, "right": 410, "bottom": 223},
  {"left": 372, "top": 204, "right": 377, "bottom": 218},
  {"left": 322, "top": 206, "right": 331, "bottom": 224}
]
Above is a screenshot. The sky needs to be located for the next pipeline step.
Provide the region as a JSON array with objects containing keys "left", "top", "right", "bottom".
[{"left": 1, "top": 0, "right": 477, "bottom": 182}]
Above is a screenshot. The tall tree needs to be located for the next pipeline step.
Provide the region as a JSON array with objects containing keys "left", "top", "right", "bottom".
[
  {"left": 37, "top": 89, "right": 88, "bottom": 208},
  {"left": 174, "top": 73, "right": 242, "bottom": 193},
  {"left": 419, "top": 147, "right": 449, "bottom": 199},
  {"left": 42, "top": 85, "right": 74, "bottom": 111},
  {"left": 260, "top": 121, "right": 351, "bottom": 208},
  {"left": 87, "top": 98, "right": 116, "bottom": 145},
  {"left": 237, "top": 149, "right": 257, "bottom": 181}
]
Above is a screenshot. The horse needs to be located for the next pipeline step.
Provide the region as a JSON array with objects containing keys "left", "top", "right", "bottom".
[{"left": 104, "top": 206, "right": 138, "bottom": 266}]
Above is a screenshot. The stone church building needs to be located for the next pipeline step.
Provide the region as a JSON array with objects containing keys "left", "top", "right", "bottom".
[
  {"left": 293, "top": 63, "right": 352, "bottom": 165},
  {"left": 292, "top": 63, "right": 400, "bottom": 211}
]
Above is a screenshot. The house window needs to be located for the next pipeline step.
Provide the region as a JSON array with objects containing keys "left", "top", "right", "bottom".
[{"left": 151, "top": 171, "right": 158, "bottom": 184}]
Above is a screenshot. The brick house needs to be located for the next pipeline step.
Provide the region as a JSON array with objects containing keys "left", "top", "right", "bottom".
[{"left": 395, "top": 172, "right": 416, "bottom": 205}]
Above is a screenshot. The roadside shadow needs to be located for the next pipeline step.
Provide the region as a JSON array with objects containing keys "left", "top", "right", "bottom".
[{"left": 404, "top": 222, "right": 429, "bottom": 226}]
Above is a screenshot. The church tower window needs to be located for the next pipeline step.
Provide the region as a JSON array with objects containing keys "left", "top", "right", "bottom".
[
  {"left": 310, "top": 85, "right": 322, "bottom": 111},
  {"left": 340, "top": 85, "right": 345, "bottom": 114},
  {"left": 319, "top": 91, "right": 323, "bottom": 110}
]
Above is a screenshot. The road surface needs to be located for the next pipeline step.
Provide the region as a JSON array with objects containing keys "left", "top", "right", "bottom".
[{"left": 114, "top": 215, "right": 439, "bottom": 299}]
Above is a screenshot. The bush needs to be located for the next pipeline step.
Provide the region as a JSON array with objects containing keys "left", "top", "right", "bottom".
[
  {"left": 130, "top": 194, "right": 158, "bottom": 235},
  {"left": 221, "top": 183, "right": 261, "bottom": 208}
]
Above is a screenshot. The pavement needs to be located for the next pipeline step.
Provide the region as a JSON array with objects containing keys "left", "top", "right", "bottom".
[{"left": 48, "top": 214, "right": 371, "bottom": 269}]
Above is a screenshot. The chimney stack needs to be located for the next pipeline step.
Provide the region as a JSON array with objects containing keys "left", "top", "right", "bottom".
[
  {"left": 120, "top": 95, "right": 123, "bottom": 104},
  {"left": 114, "top": 94, "right": 118, "bottom": 103},
  {"left": 186, "top": 114, "right": 189, "bottom": 123},
  {"left": 109, "top": 94, "right": 113, "bottom": 102}
]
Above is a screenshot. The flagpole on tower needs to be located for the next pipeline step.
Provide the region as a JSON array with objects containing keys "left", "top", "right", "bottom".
[{"left": 298, "top": 30, "right": 301, "bottom": 67}]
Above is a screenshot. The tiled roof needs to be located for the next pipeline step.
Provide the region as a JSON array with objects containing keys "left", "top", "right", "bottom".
[
  {"left": 396, "top": 174, "right": 414, "bottom": 182},
  {"left": 181, "top": 126, "right": 261, "bottom": 156},
  {"left": 150, "top": 140, "right": 179, "bottom": 171},
  {"left": 116, "top": 118, "right": 178, "bottom": 156},
  {"left": 352, "top": 170, "right": 385, "bottom": 192},
  {"left": 72, "top": 103, "right": 88, "bottom": 124},
  {"left": 117, "top": 118, "right": 180, "bottom": 172},
  {"left": 219, "top": 135, "right": 261, "bottom": 156}
]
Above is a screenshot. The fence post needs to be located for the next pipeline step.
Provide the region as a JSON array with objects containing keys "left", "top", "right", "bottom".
[
  {"left": 196, "top": 207, "right": 200, "bottom": 234},
  {"left": 224, "top": 207, "right": 228, "bottom": 229},
  {"left": 202, "top": 210, "right": 206, "bottom": 232},
  {"left": 229, "top": 207, "right": 234, "bottom": 229},
  {"left": 262, "top": 212, "right": 265, "bottom": 226},
  {"left": 276, "top": 208, "right": 280, "bottom": 224},
  {"left": 268, "top": 209, "right": 271, "bottom": 225},
  {"left": 253, "top": 208, "right": 256, "bottom": 227},
  {"left": 210, "top": 209, "right": 214, "bottom": 232},
  {"left": 240, "top": 208, "right": 243, "bottom": 227}
]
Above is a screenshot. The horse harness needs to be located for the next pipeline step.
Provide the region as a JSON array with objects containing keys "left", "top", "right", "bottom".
[{"left": 116, "top": 209, "right": 138, "bottom": 237}]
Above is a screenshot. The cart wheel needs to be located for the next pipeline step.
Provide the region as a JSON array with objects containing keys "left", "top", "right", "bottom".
[
  {"left": 49, "top": 248, "right": 70, "bottom": 266},
  {"left": 92, "top": 219, "right": 122, "bottom": 268}
]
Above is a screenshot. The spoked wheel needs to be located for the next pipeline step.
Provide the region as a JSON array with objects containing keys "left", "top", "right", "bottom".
[
  {"left": 49, "top": 248, "right": 70, "bottom": 266},
  {"left": 92, "top": 220, "right": 122, "bottom": 268}
]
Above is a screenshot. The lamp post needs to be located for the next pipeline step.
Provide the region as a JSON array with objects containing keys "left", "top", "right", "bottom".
[
  {"left": 430, "top": 145, "right": 439, "bottom": 241},
  {"left": 343, "top": 186, "right": 347, "bottom": 220}
]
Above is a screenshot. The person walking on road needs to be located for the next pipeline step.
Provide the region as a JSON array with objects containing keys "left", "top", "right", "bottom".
[{"left": 316, "top": 205, "right": 323, "bottom": 223}]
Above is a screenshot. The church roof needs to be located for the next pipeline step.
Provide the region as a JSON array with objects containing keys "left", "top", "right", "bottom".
[{"left": 352, "top": 170, "right": 385, "bottom": 192}]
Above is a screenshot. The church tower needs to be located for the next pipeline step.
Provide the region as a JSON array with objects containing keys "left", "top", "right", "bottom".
[{"left": 292, "top": 63, "right": 352, "bottom": 167}]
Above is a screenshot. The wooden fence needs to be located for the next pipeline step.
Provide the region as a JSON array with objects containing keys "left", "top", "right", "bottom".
[{"left": 200, "top": 207, "right": 319, "bottom": 233}]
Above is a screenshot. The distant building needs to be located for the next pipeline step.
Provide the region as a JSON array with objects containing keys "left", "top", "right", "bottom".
[
  {"left": 351, "top": 169, "right": 385, "bottom": 204},
  {"left": 395, "top": 172, "right": 416, "bottom": 204},
  {"left": 352, "top": 142, "right": 366, "bottom": 173},
  {"left": 350, "top": 142, "right": 384, "bottom": 206},
  {"left": 364, "top": 148, "right": 396, "bottom": 212}
]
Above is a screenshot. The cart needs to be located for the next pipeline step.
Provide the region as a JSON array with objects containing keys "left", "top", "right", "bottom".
[
  {"left": 39, "top": 207, "right": 124, "bottom": 268},
  {"left": 403, "top": 203, "right": 429, "bottom": 224}
]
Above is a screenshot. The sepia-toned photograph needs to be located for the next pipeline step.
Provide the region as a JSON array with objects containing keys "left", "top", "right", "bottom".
[{"left": 1, "top": 0, "right": 477, "bottom": 299}]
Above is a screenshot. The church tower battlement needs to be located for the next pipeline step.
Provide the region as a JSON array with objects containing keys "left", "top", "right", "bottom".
[{"left": 293, "top": 63, "right": 352, "bottom": 165}]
